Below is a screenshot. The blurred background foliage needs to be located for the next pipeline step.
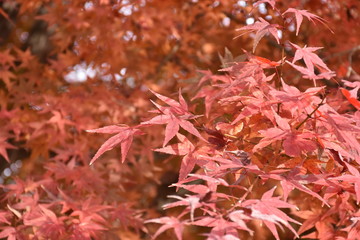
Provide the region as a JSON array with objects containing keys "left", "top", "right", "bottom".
[{"left": 0, "top": 0, "right": 359, "bottom": 239}]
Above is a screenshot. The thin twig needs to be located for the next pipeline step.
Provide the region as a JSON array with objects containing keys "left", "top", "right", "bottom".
[
  {"left": 239, "top": 176, "right": 259, "bottom": 203},
  {"left": 295, "top": 94, "right": 326, "bottom": 130}
]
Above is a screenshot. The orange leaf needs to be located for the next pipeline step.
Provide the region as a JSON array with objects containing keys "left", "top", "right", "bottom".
[{"left": 341, "top": 88, "right": 360, "bottom": 110}]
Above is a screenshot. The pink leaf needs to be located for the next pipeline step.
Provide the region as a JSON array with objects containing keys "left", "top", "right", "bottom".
[
  {"left": 236, "top": 18, "right": 280, "bottom": 52},
  {"left": 253, "top": 127, "right": 286, "bottom": 152},
  {"left": 178, "top": 119, "right": 206, "bottom": 142},
  {"left": 149, "top": 89, "right": 182, "bottom": 110},
  {"left": 179, "top": 153, "right": 197, "bottom": 182},
  {"left": 0, "top": 138, "right": 16, "bottom": 163},
  {"left": 154, "top": 134, "right": 194, "bottom": 155},
  {"left": 283, "top": 132, "right": 317, "bottom": 156},
  {"left": 240, "top": 187, "right": 301, "bottom": 239},
  {"left": 145, "top": 217, "right": 185, "bottom": 240},
  {"left": 164, "top": 114, "right": 180, "bottom": 146},
  {"left": 164, "top": 195, "right": 201, "bottom": 221},
  {"left": 330, "top": 162, "right": 360, "bottom": 203},
  {"left": 290, "top": 42, "right": 330, "bottom": 73},
  {"left": 283, "top": 8, "right": 329, "bottom": 36},
  {"left": 87, "top": 126, "right": 142, "bottom": 164},
  {"left": 286, "top": 60, "right": 335, "bottom": 80}
]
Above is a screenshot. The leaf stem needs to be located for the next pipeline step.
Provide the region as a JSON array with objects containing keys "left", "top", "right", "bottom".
[
  {"left": 239, "top": 176, "right": 259, "bottom": 203},
  {"left": 295, "top": 95, "right": 326, "bottom": 130}
]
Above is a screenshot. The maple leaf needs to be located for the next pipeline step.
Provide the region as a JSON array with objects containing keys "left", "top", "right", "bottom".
[
  {"left": 218, "top": 47, "right": 247, "bottom": 69},
  {"left": 178, "top": 153, "right": 199, "bottom": 181},
  {"left": 278, "top": 157, "right": 323, "bottom": 174},
  {"left": 155, "top": 134, "right": 198, "bottom": 181},
  {"left": 286, "top": 60, "right": 335, "bottom": 81},
  {"left": 14, "top": 48, "right": 34, "bottom": 69},
  {"left": 290, "top": 42, "right": 331, "bottom": 73},
  {"left": 236, "top": 17, "right": 281, "bottom": 52},
  {"left": 149, "top": 89, "right": 188, "bottom": 114},
  {"left": 322, "top": 111, "right": 360, "bottom": 164},
  {"left": 329, "top": 162, "right": 360, "bottom": 204},
  {"left": 340, "top": 209, "right": 360, "bottom": 239},
  {"left": 228, "top": 210, "right": 253, "bottom": 235},
  {"left": 250, "top": 55, "right": 281, "bottom": 68},
  {"left": 282, "top": 132, "right": 318, "bottom": 156},
  {"left": 342, "top": 80, "right": 360, "bottom": 89},
  {"left": 7, "top": 204, "right": 22, "bottom": 219},
  {"left": 231, "top": 90, "right": 278, "bottom": 125},
  {"left": 0, "top": 211, "right": 10, "bottom": 225},
  {"left": 172, "top": 173, "right": 231, "bottom": 202},
  {"left": 187, "top": 173, "right": 229, "bottom": 188},
  {"left": 87, "top": 125, "right": 143, "bottom": 164},
  {"left": 192, "top": 86, "right": 219, "bottom": 118},
  {"left": 145, "top": 216, "right": 186, "bottom": 240},
  {"left": 293, "top": 209, "right": 323, "bottom": 236},
  {"left": 0, "top": 136, "right": 16, "bottom": 163},
  {"left": 0, "top": 49, "right": 15, "bottom": 66},
  {"left": 70, "top": 198, "right": 112, "bottom": 229},
  {"left": 154, "top": 133, "right": 194, "bottom": 155},
  {"left": 23, "top": 205, "right": 66, "bottom": 239},
  {"left": 263, "top": 167, "right": 329, "bottom": 205},
  {"left": 163, "top": 195, "right": 201, "bottom": 222},
  {"left": 253, "top": 110, "right": 317, "bottom": 156},
  {"left": 192, "top": 216, "right": 247, "bottom": 238},
  {"left": 239, "top": 187, "right": 301, "bottom": 240},
  {"left": 0, "top": 69, "right": 16, "bottom": 90},
  {"left": 0, "top": 226, "right": 16, "bottom": 240},
  {"left": 283, "top": 8, "right": 328, "bottom": 35},
  {"left": 270, "top": 78, "right": 324, "bottom": 116},
  {"left": 4, "top": 2, "right": 360, "bottom": 240},
  {"left": 202, "top": 127, "right": 227, "bottom": 149},
  {"left": 341, "top": 87, "right": 360, "bottom": 110},
  {"left": 142, "top": 90, "right": 205, "bottom": 146},
  {"left": 47, "top": 110, "right": 74, "bottom": 135}
]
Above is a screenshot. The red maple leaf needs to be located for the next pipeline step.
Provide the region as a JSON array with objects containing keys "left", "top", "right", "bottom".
[
  {"left": 0, "top": 136, "right": 16, "bottom": 163},
  {"left": 0, "top": 49, "right": 15, "bottom": 66},
  {"left": 142, "top": 90, "right": 205, "bottom": 146},
  {"left": 283, "top": 8, "right": 329, "bottom": 35},
  {"left": 145, "top": 216, "right": 187, "bottom": 240},
  {"left": 171, "top": 173, "right": 231, "bottom": 203},
  {"left": 47, "top": 110, "right": 74, "bottom": 136},
  {"left": 154, "top": 133, "right": 194, "bottom": 155},
  {"left": 163, "top": 195, "right": 201, "bottom": 222},
  {"left": 192, "top": 86, "right": 219, "bottom": 118},
  {"left": 323, "top": 111, "right": 360, "bottom": 164},
  {"left": 253, "top": 110, "right": 317, "bottom": 156},
  {"left": 0, "top": 69, "right": 16, "bottom": 90},
  {"left": 270, "top": 78, "right": 324, "bottom": 116},
  {"left": 23, "top": 205, "right": 66, "bottom": 238},
  {"left": 155, "top": 134, "right": 198, "bottom": 181},
  {"left": 290, "top": 42, "right": 331, "bottom": 73},
  {"left": 286, "top": 60, "right": 335, "bottom": 82},
  {"left": 263, "top": 167, "right": 329, "bottom": 204},
  {"left": 0, "top": 226, "right": 16, "bottom": 240},
  {"left": 330, "top": 162, "right": 360, "bottom": 203},
  {"left": 87, "top": 125, "right": 143, "bottom": 164},
  {"left": 239, "top": 187, "right": 301, "bottom": 240},
  {"left": 341, "top": 87, "right": 360, "bottom": 110},
  {"left": 236, "top": 17, "right": 281, "bottom": 52},
  {"left": 192, "top": 216, "right": 249, "bottom": 238}
]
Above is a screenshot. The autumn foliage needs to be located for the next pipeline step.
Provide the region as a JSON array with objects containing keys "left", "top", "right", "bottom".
[{"left": 1, "top": 0, "right": 360, "bottom": 239}]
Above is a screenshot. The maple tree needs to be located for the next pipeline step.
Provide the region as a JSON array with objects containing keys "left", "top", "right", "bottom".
[{"left": 1, "top": 0, "right": 360, "bottom": 239}]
